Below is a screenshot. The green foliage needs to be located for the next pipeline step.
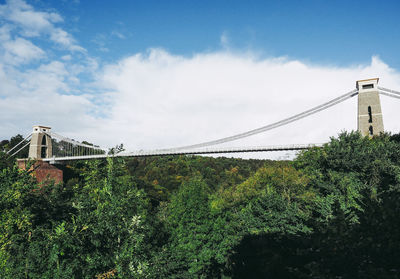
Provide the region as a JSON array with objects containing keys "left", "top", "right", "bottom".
[
  {"left": 56, "top": 158, "right": 153, "bottom": 278},
  {"left": 0, "top": 161, "right": 42, "bottom": 278},
  {"left": 125, "top": 155, "right": 265, "bottom": 204},
  {"left": 152, "top": 177, "right": 239, "bottom": 278},
  {"left": 2, "top": 131, "right": 400, "bottom": 278},
  {"left": 0, "top": 157, "right": 153, "bottom": 278},
  {"left": 293, "top": 131, "right": 400, "bottom": 277},
  {"left": 0, "top": 151, "right": 15, "bottom": 171},
  {"left": 240, "top": 193, "right": 312, "bottom": 236},
  {"left": 212, "top": 164, "right": 312, "bottom": 209}
]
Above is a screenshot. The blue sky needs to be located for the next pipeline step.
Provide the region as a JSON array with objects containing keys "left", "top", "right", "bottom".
[
  {"left": 42, "top": 0, "right": 400, "bottom": 68},
  {"left": 1, "top": 0, "right": 400, "bottom": 158}
]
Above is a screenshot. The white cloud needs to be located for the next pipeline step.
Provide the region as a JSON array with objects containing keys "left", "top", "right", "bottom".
[
  {"left": 0, "top": 63, "right": 19, "bottom": 96},
  {"left": 0, "top": 58, "right": 97, "bottom": 138},
  {"left": 3, "top": 37, "right": 45, "bottom": 65},
  {"left": 0, "top": 0, "right": 84, "bottom": 52},
  {"left": 61, "top": 55, "right": 71, "bottom": 61},
  {"left": 0, "top": 25, "right": 12, "bottom": 42},
  {"left": 3, "top": 0, "right": 58, "bottom": 34},
  {"left": 50, "top": 28, "right": 85, "bottom": 52},
  {"left": 111, "top": 30, "right": 126, "bottom": 39}
]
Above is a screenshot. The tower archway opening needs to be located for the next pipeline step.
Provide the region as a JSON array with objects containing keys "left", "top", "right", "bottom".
[
  {"left": 40, "top": 135, "right": 47, "bottom": 158},
  {"left": 368, "top": 106, "right": 373, "bottom": 123}
]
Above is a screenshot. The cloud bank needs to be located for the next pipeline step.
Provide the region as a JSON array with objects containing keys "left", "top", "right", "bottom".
[{"left": 91, "top": 51, "right": 400, "bottom": 156}]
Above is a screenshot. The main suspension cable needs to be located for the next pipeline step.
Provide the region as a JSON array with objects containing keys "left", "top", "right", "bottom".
[
  {"left": 378, "top": 86, "right": 400, "bottom": 96},
  {"left": 379, "top": 91, "right": 400, "bottom": 100},
  {"left": 9, "top": 141, "right": 31, "bottom": 157},
  {"left": 168, "top": 89, "right": 358, "bottom": 151},
  {"left": 6, "top": 133, "right": 32, "bottom": 155}
]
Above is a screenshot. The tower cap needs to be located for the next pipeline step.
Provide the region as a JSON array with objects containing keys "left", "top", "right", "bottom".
[{"left": 356, "top": 78, "right": 379, "bottom": 90}]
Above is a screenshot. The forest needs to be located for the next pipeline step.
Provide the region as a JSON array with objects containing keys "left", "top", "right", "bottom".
[{"left": 0, "top": 131, "right": 399, "bottom": 278}]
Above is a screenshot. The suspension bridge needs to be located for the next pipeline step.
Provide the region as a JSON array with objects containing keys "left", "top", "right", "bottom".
[{"left": 7, "top": 78, "right": 400, "bottom": 164}]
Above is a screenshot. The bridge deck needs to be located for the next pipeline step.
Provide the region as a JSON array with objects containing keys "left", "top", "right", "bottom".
[{"left": 43, "top": 143, "right": 324, "bottom": 163}]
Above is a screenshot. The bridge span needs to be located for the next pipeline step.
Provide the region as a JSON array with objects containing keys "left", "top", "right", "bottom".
[{"left": 43, "top": 143, "right": 324, "bottom": 163}]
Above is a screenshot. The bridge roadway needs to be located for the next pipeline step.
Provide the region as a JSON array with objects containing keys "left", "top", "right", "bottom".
[{"left": 43, "top": 143, "right": 324, "bottom": 163}]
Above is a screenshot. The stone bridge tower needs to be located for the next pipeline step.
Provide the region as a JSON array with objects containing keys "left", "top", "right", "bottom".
[
  {"left": 357, "top": 78, "right": 384, "bottom": 137},
  {"left": 19, "top": 125, "right": 62, "bottom": 184},
  {"left": 28, "top": 125, "right": 53, "bottom": 159}
]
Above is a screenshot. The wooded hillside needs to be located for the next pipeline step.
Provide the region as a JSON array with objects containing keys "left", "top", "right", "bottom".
[{"left": 1, "top": 131, "right": 399, "bottom": 278}]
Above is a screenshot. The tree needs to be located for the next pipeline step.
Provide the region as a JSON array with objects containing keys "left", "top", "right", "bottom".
[
  {"left": 152, "top": 177, "right": 239, "bottom": 278},
  {"left": 0, "top": 157, "right": 154, "bottom": 278},
  {"left": 293, "top": 132, "right": 400, "bottom": 277}
]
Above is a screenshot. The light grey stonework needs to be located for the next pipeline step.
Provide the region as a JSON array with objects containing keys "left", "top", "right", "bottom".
[
  {"left": 28, "top": 125, "right": 53, "bottom": 159},
  {"left": 357, "top": 78, "right": 384, "bottom": 137}
]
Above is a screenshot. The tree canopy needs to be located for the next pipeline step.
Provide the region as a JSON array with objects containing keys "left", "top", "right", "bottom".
[{"left": 1, "top": 131, "right": 399, "bottom": 278}]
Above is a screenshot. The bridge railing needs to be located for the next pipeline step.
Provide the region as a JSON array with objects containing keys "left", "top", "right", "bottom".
[{"left": 42, "top": 143, "right": 325, "bottom": 162}]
